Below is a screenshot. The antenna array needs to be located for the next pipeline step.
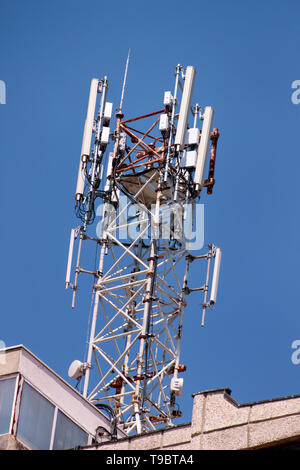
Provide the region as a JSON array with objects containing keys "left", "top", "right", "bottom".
[{"left": 65, "top": 61, "right": 222, "bottom": 435}]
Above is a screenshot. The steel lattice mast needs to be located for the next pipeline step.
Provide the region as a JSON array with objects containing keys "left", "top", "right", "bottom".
[{"left": 65, "top": 61, "right": 222, "bottom": 435}]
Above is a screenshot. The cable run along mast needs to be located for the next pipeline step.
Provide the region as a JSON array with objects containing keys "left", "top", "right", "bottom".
[{"left": 65, "top": 61, "right": 222, "bottom": 435}]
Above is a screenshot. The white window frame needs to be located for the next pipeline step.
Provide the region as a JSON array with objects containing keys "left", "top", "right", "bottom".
[
  {"left": 0, "top": 374, "right": 19, "bottom": 436},
  {"left": 14, "top": 378, "right": 91, "bottom": 449}
]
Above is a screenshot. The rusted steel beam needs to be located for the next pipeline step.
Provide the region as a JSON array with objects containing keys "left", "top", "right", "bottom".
[
  {"left": 116, "top": 157, "right": 163, "bottom": 174},
  {"left": 120, "top": 123, "right": 162, "bottom": 160},
  {"left": 206, "top": 128, "right": 220, "bottom": 195},
  {"left": 121, "top": 108, "right": 165, "bottom": 125},
  {"left": 123, "top": 124, "right": 163, "bottom": 143}
]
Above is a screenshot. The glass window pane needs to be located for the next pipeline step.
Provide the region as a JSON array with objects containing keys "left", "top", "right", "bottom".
[
  {"left": 17, "top": 382, "right": 54, "bottom": 450},
  {"left": 0, "top": 377, "right": 16, "bottom": 434},
  {"left": 53, "top": 410, "right": 88, "bottom": 450}
]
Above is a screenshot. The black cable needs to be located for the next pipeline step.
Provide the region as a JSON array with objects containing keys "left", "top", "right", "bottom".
[{"left": 94, "top": 403, "right": 118, "bottom": 441}]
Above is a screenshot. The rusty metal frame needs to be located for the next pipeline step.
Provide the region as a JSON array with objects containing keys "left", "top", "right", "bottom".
[{"left": 116, "top": 110, "right": 167, "bottom": 174}]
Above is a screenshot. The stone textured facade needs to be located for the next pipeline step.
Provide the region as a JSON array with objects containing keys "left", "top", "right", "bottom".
[
  {"left": 86, "top": 388, "right": 300, "bottom": 450},
  {"left": 0, "top": 435, "right": 27, "bottom": 450}
]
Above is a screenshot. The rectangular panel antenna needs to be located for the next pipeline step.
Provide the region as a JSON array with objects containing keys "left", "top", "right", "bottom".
[
  {"left": 174, "top": 66, "right": 196, "bottom": 150},
  {"left": 75, "top": 78, "right": 99, "bottom": 201},
  {"left": 193, "top": 106, "right": 214, "bottom": 188},
  {"left": 65, "top": 228, "right": 75, "bottom": 288},
  {"left": 210, "top": 247, "right": 222, "bottom": 305}
]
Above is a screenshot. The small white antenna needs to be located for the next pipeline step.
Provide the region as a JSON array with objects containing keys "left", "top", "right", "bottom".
[
  {"left": 119, "top": 49, "right": 131, "bottom": 113},
  {"left": 210, "top": 247, "right": 222, "bottom": 305}
]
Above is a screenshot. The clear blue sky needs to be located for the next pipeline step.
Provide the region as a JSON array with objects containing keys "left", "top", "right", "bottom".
[{"left": 1, "top": 0, "right": 300, "bottom": 423}]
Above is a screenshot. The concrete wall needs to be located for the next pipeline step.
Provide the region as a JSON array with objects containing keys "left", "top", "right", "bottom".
[
  {"left": 88, "top": 388, "right": 300, "bottom": 450},
  {"left": 0, "top": 435, "right": 28, "bottom": 450}
]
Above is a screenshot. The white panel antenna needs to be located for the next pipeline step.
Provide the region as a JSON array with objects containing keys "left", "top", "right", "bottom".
[
  {"left": 210, "top": 247, "right": 222, "bottom": 305},
  {"left": 65, "top": 228, "right": 75, "bottom": 288},
  {"left": 174, "top": 66, "right": 196, "bottom": 150},
  {"left": 193, "top": 106, "right": 214, "bottom": 188},
  {"left": 75, "top": 78, "right": 99, "bottom": 201}
]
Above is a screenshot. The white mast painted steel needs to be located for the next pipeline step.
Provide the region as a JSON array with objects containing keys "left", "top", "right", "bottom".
[{"left": 65, "top": 61, "right": 222, "bottom": 436}]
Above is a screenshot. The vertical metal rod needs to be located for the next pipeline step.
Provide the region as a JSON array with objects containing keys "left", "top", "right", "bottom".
[
  {"left": 83, "top": 241, "right": 106, "bottom": 398},
  {"left": 169, "top": 254, "right": 191, "bottom": 421},
  {"left": 119, "top": 49, "right": 130, "bottom": 113},
  {"left": 133, "top": 187, "right": 161, "bottom": 433},
  {"left": 112, "top": 50, "right": 131, "bottom": 166},
  {"left": 173, "top": 255, "right": 190, "bottom": 380},
  {"left": 164, "top": 65, "right": 181, "bottom": 182},
  {"left": 119, "top": 241, "right": 142, "bottom": 412},
  {"left": 193, "top": 103, "right": 200, "bottom": 128},
  {"left": 119, "top": 329, "right": 132, "bottom": 411},
  {"left": 207, "top": 128, "right": 220, "bottom": 195},
  {"left": 173, "top": 173, "right": 180, "bottom": 202}
]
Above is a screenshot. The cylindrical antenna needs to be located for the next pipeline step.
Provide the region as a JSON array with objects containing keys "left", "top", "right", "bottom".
[
  {"left": 65, "top": 228, "right": 75, "bottom": 288},
  {"left": 119, "top": 49, "right": 131, "bottom": 114},
  {"left": 210, "top": 247, "right": 222, "bottom": 305},
  {"left": 112, "top": 49, "right": 131, "bottom": 163}
]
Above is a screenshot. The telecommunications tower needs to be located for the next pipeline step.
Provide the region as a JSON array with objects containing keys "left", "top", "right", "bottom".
[{"left": 65, "top": 58, "right": 222, "bottom": 435}]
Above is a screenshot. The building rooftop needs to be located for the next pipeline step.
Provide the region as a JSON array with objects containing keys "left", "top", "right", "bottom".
[
  {"left": 0, "top": 345, "right": 299, "bottom": 450},
  {"left": 0, "top": 344, "right": 125, "bottom": 450}
]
